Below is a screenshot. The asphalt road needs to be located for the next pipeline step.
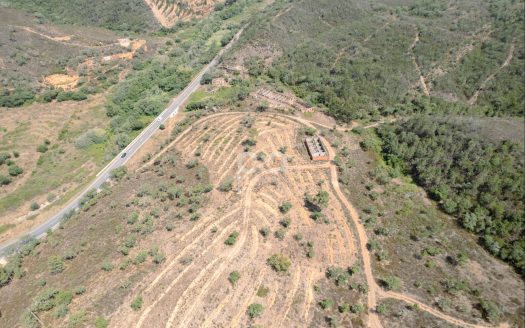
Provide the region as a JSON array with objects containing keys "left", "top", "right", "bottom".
[{"left": 0, "top": 28, "right": 244, "bottom": 257}]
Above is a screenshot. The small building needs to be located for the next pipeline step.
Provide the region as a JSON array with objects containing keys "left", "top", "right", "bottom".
[{"left": 305, "top": 137, "right": 329, "bottom": 161}]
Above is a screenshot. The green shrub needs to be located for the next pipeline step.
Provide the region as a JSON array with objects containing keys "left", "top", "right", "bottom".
[
  {"left": 94, "top": 317, "right": 109, "bottom": 328},
  {"left": 338, "top": 303, "right": 350, "bottom": 313},
  {"left": 279, "top": 217, "right": 291, "bottom": 228},
  {"left": 8, "top": 165, "right": 23, "bottom": 176},
  {"left": 218, "top": 177, "right": 233, "bottom": 192},
  {"left": 247, "top": 303, "right": 263, "bottom": 318},
  {"left": 479, "top": 299, "right": 501, "bottom": 323},
  {"left": 259, "top": 227, "right": 270, "bottom": 237},
  {"left": 319, "top": 299, "right": 334, "bottom": 310},
  {"left": 267, "top": 254, "right": 291, "bottom": 272},
  {"left": 381, "top": 276, "right": 401, "bottom": 291},
  {"left": 225, "top": 231, "right": 239, "bottom": 245},
  {"left": 110, "top": 166, "right": 127, "bottom": 181},
  {"left": 274, "top": 228, "right": 286, "bottom": 240},
  {"left": 228, "top": 271, "right": 240, "bottom": 285},
  {"left": 30, "top": 202, "right": 40, "bottom": 211},
  {"left": 351, "top": 303, "right": 365, "bottom": 313},
  {"left": 36, "top": 144, "right": 48, "bottom": 153},
  {"left": 75, "top": 129, "right": 106, "bottom": 149},
  {"left": 48, "top": 256, "right": 65, "bottom": 274},
  {"left": 0, "top": 175, "right": 11, "bottom": 186},
  {"left": 279, "top": 201, "right": 292, "bottom": 214},
  {"left": 131, "top": 296, "right": 143, "bottom": 311},
  {"left": 101, "top": 262, "right": 114, "bottom": 271},
  {"left": 256, "top": 286, "right": 269, "bottom": 297}
]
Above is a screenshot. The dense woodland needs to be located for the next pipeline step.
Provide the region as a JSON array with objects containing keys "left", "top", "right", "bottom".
[{"left": 377, "top": 116, "right": 524, "bottom": 273}]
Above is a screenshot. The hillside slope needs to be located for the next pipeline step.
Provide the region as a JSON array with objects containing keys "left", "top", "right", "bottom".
[
  {"left": 3, "top": 0, "right": 160, "bottom": 32},
  {"left": 144, "top": 0, "right": 225, "bottom": 27},
  {"left": 229, "top": 0, "right": 523, "bottom": 120}
]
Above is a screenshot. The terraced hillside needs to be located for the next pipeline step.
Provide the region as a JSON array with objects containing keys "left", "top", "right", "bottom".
[{"left": 145, "top": 0, "right": 224, "bottom": 27}]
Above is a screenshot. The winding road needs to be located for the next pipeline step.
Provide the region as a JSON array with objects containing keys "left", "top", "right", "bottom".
[{"left": 0, "top": 27, "right": 244, "bottom": 258}]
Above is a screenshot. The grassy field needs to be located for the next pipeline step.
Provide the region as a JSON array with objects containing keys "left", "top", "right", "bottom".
[{"left": 0, "top": 95, "right": 111, "bottom": 238}]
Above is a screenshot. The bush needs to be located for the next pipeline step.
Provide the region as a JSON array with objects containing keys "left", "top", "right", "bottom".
[
  {"left": 200, "top": 72, "right": 213, "bottom": 84},
  {"left": 131, "top": 296, "right": 143, "bottom": 311},
  {"left": 319, "top": 299, "right": 334, "bottom": 310},
  {"left": 338, "top": 303, "right": 350, "bottom": 313},
  {"left": 75, "top": 129, "right": 106, "bottom": 149},
  {"left": 279, "top": 201, "right": 292, "bottom": 214},
  {"left": 351, "top": 303, "right": 365, "bottom": 313},
  {"left": 0, "top": 152, "right": 11, "bottom": 165},
  {"left": 274, "top": 228, "right": 286, "bottom": 240},
  {"left": 48, "top": 256, "right": 65, "bottom": 274},
  {"left": 225, "top": 231, "right": 239, "bottom": 245},
  {"left": 56, "top": 91, "right": 87, "bottom": 102},
  {"left": 101, "top": 262, "right": 114, "bottom": 271},
  {"left": 256, "top": 151, "right": 266, "bottom": 161},
  {"left": 479, "top": 299, "right": 501, "bottom": 323},
  {"left": 110, "top": 166, "right": 127, "bottom": 181},
  {"left": 94, "top": 317, "right": 109, "bottom": 328},
  {"left": 30, "top": 202, "right": 40, "bottom": 211},
  {"left": 218, "top": 177, "right": 234, "bottom": 192},
  {"left": 259, "top": 227, "right": 270, "bottom": 237},
  {"left": 267, "top": 254, "right": 291, "bottom": 272},
  {"left": 381, "top": 276, "right": 401, "bottom": 291},
  {"left": 0, "top": 175, "right": 11, "bottom": 186},
  {"left": 256, "top": 286, "right": 269, "bottom": 297},
  {"left": 228, "top": 271, "right": 240, "bottom": 285},
  {"left": 8, "top": 165, "right": 23, "bottom": 176},
  {"left": 279, "top": 217, "right": 291, "bottom": 228},
  {"left": 247, "top": 303, "right": 263, "bottom": 318},
  {"left": 0, "top": 89, "right": 35, "bottom": 107},
  {"left": 36, "top": 144, "right": 48, "bottom": 153}
]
